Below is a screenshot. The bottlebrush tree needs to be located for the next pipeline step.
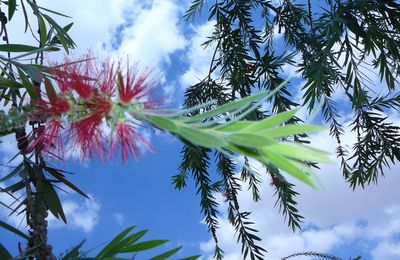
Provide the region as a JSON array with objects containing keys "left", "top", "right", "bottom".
[{"left": 0, "top": 1, "right": 331, "bottom": 260}]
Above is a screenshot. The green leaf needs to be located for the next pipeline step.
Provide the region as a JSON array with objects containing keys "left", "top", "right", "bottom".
[
  {"left": 3, "top": 180, "right": 25, "bottom": 193},
  {"left": 8, "top": 0, "right": 16, "bottom": 21},
  {"left": 0, "top": 44, "right": 39, "bottom": 52},
  {"left": 179, "top": 127, "right": 227, "bottom": 148},
  {"left": 119, "top": 240, "right": 169, "bottom": 253},
  {"left": 241, "top": 110, "right": 298, "bottom": 131},
  {"left": 61, "top": 240, "right": 86, "bottom": 260},
  {"left": 42, "top": 14, "right": 75, "bottom": 52},
  {"left": 269, "top": 143, "right": 331, "bottom": 164},
  {"left": 101, "top": 230, "right": 148, "bottom": 258},
  {"left": 0, "top": 243, "right": 12, "bottom": 260},
  {"left": 258, "top": 124, "right": 327, "bottom": 138},
  {"left": 179, "top": 256, "right": 201, "bottom": 260},
  {"left": 20, "top": 0, "right": 29, "bottom": 32},
  {"left": 0, "top": 75, "right": 25, "bottom": 89},
  {"left": 146, "top": 115, "right": 179, "bottom": 133},
  {"left": 225, "top": 133, "right": 276, "bottom": 147},
  {"left": 44, "top": 78, "right": 57, "bottom": 104},
  {"left": 23, "top": 65, "right": 43, "bottom": 83},
  {"left": 0, "top": 220, "right": 29, "bottom": 240},
  {"left": 259, "top": 147, "right": 316, "bottom": 188},
  {"left": 37, "top": 178, "right": 67, "bottom": 223},
  {"left": 187, "top": 91, "right": 267, "bottom": 122},
  {"left": 37, "top": 14, "right": 47, "bottom": 47},
  {"left": 45, "top": 166, "right": 89, "bottom": 199},
  {"left": 96, "top": 226, "right": 136, "bottom": 258},
  {"left": 150, "top": 247, "right": 181, "bottom": 260},
  {"left": 215, "top": 121, "right": 255, "bottom": 132},
  {"left": 0, "top": 162, "right": 23, "bottom": 182},
  {"left": 17, "top": 68, "right": 38, "bottom": 100}
]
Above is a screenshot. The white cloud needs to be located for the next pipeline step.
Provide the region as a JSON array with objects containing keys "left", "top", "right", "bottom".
[
  {"left": 113, "top": 213, "right": 125, "bottom": 226},
  {"left": 115, "top": 0, "right": 187, "bottom": 67},
  {"left": 48, "top": 195, "right": 101, "bottom": 233},
  {"left": 180, "top": 21, "right": 216, "bottom": 88},
  {"left": 199, "top": 123, "right": 400, "bottom": 259}
]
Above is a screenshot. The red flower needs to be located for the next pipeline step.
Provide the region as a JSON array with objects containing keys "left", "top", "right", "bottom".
[
  {"left": 116, "top": 65, "right": 157, "bottom": 106},
  {"left": 96, "top": 58, "right": 117, "bottom": 95},
  {"left": 111, "top": 121, "right": 153, "bottom": 162},
  {"left": 29, "top": 120, "right": 64, "bottom": 159},
  {"left": 69, "top": 114, "right": 105, "bottom": 160},
  {"left": 52, "top": 57, "right": 96, "bottom": 99},
  {"left": 49, "top": 97, "right": 71, "bottom": 116}
]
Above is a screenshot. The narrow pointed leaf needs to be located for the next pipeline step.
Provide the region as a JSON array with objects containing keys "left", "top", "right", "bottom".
[
  {"left": 259, "top": 148, "right": 316, "bottom": 188},
  {"left": 258, "top": 125, "right": 327, "bottom": 138},
  {"left": 146, "top": 115, "right": 179, "bottom": 133},
  {"left": 17, "top": 68, "right": 38, "bottom": 100},
  {"left": 150, "top": 246, "right": 181, "bottom": 260},
  {"left": 226, "top": 133, "right": 276, "bottom": 147},
  {"left": 119, "top": 240, "right": 169, "bottom": 253},
  {"left": 241, "top": 110, "right": 298, "bottom": 132},
  {"left": 96, "top": 226, "right": 136, "bottom": 258},
  {"left": 0, "top": 44, "right": 38, "bottom": 52},
  {"left": 179, "top": 127, "right": 227, "bottom": 148},
  {"left": 0, "top": 243, "right": 12, "bottom": 259},
  {"left": 187, "top": 91, "right": 267, "bottom": 122},
  {"left": 45, "top": 167, "right": 89, "bottom": 199},
  {"left": 269, "top": 143, "right": 331, "bottom": 163},
  {"left": 8, "top": 0, "right": 16, "bottom": 21},
  {"left": 0, "top": 220, "right": 29, "bottom": 240}
]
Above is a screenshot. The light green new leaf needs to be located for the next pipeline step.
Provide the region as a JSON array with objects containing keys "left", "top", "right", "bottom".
[
  {"left": 258, "top": 124, "right": 327, "bottom": 138},
  {"left": 186, "top": 91, "right": 267, "bottom": 122},
  {"left": 241, "top": 109, "right": 298, "bottom": 132},
  {"left": 146, "top": 115, "right": 179, "bottom": 133},
  {"left": 268, "top": 143, "right": 331, "bottom": 164},
  {"left": 215, "top": 121, "right": 255, "bottom": 132},
  {"left": 225, "top": 132, "right": 276, "bottom": 147},
  {"left": 179, "top": 127, "right": 227, "bottom": 148},
  {"left": 259, "top": 147, "right": 316, "bottom": 188}
]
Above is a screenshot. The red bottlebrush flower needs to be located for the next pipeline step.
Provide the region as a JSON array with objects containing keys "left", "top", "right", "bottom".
[
  {"left": 69, "top": 113, "right": 105, "bottom": 160},
  {"left": 50, "top": 97, "right": 71, "bottom": 115},
  {"left": 68, "top": 94, "right": 112, "bottom": 160},
  {"left": 116, "top": 64, "right": 156, "bottom": 106},
  {"left": 111, "top": 121, "right": 153, "bottom": 162},
  {"left": 96, "top": 58, "right": 117, "bottom": 95},
  {"left": 29, "top": 120, "right": 64, "bottom": 159},
  {"left": 29, "top": 96, "right": 70, "bottom": 121},
  {"left": 51, "top": 57, "right": 96, "bottom": 99}
]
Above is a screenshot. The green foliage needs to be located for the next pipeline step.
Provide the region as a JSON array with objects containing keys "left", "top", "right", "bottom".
[{"left": 182, "top": 0, "right": 400, "bottom": 257}]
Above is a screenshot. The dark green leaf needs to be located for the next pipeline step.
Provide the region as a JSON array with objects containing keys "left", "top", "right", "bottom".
[
  {"left": 96, "top": 226, "right": 136, "bottom": 258},
  {"left": 0, "top": 220, "right": 29, "bottom": 240},
  {"left": 150, "top": 246, "right": 181, "bottom": 260},
  {"left": 0, "top": 243, "right": 12, "bottom": 260},
  {"left": 37, "top": 178, "right": 67, "bottom": 223},
  {"left": 8, "top": 0, "right": 16, "bottom": 21},
  {"left": 17, "top": 68, "right": 38, "bottom": 100},
  {"left": 0, "top": 44, "right": 39, "bottom": 52},
  {"left": 119, "top": 240, "right": 169, "bottom": 253}
]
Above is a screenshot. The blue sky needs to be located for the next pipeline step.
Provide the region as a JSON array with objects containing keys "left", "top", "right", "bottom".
[{"left": 1, "top": 0, "right": 400, "bottom": 259}]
